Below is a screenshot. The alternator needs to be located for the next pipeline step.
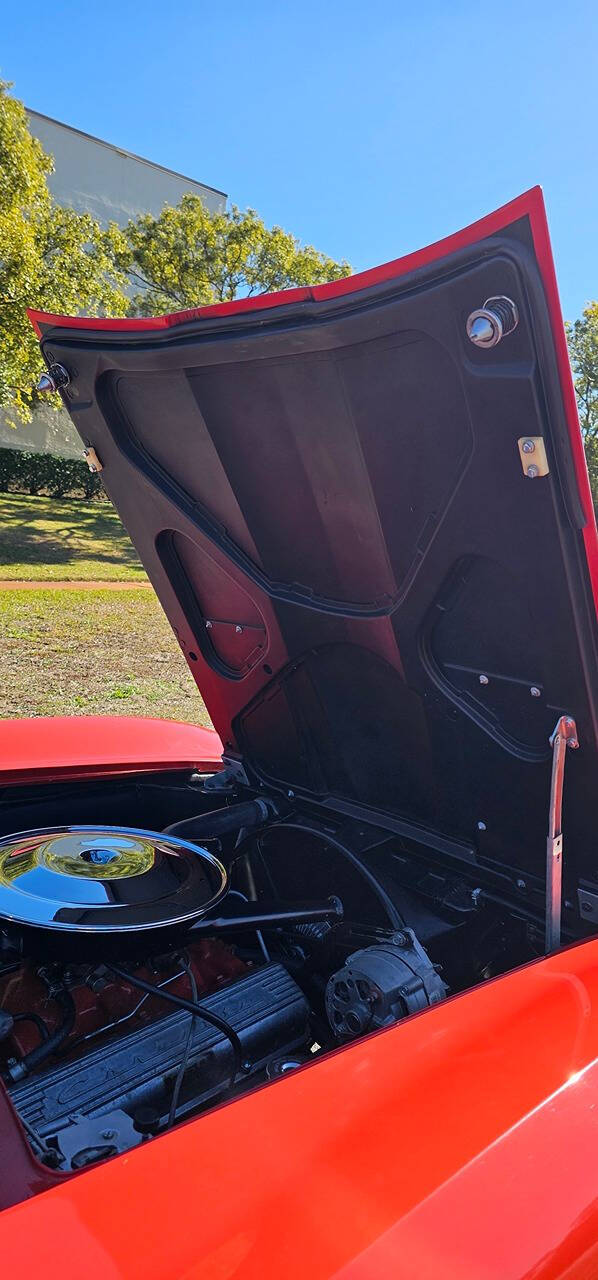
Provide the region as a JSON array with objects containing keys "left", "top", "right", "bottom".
[{"left": 325, "top": 929, "right": 447, "bottom": 1040}]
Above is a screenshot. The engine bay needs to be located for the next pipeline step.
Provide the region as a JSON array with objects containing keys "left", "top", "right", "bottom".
[{"left": 0, "top": 762, "right": 559, "bottom": 1179}]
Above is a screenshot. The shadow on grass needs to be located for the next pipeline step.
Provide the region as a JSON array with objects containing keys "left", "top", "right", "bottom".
[
  {"left": 0, "top": 494, "right": 125, "bottom": 533},
  {"left": 0, "top": 529, "right": 141, "bottom": 568},
  {"left": 0, "top": 494, "right": 141, "bottom": 569}
]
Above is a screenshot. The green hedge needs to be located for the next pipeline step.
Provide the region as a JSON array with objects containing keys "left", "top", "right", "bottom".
[{"left": 0, "top": 448, "right": 104, "bottom": 500}]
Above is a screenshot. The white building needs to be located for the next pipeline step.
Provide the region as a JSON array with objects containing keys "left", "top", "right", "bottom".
[{"left": 27, "top": 110, "right": 226, "bottom": 228}]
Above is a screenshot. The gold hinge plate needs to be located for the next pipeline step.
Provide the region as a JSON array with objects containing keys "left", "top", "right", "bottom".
[
  {"left": 84, "top": 447, "right": 103, "bottom": 474},
  {"left": 518, "top": 436, "right": 549, "bottom": 479}
]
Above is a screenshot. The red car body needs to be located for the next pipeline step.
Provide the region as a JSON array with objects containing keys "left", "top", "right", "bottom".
[
  {"left": 1, "top": 186, "right": 597, "bottom": 1277},
  {"left": 4, "top": 916, "right": 598, "bottom": 1280}
]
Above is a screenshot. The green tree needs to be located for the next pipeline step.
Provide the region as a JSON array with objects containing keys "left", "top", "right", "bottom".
[
  {"left": 110, "top": 195, "right": 351, "bottom": 315},
  {"left": 1, "top": 81, "right": 349, "bottom": 427},
  {"left": 0, "top": 82, "right": 129, "bottom": 421},
  {"left": 567, "top": 303, "right": 598, "bottom": 507}
]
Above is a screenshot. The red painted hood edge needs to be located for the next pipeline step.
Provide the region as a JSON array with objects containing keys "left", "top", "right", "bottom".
[
  {"left": 27, "top": 187, "right": 543, "bottom": 331},
  {"left": 0, "top": 716, "right": 223, "bottom": 785},
  {"left": 27, "top": 185, "right": 598, "bottom": 607}
]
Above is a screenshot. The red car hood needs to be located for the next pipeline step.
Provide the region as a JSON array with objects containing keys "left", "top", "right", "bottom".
[{"left": 29, "top": 186, "right": 598, "bottom": 899}]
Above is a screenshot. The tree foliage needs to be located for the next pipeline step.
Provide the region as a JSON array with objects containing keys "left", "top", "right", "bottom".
[
  {"left": 0, "top": 82, "right": 351, "bottom": 429},
  {"left": 567, "top": 303, "right": 598, "bottom": 506},
  {"left": 4, "top": 72, "right": 598, "bottom": 524},
  {"left": 0, "top": 447, "right": 103, "bottom": 499},
  {"left": 111, "top": 195, "right": 352, "bottom": 315},
  {"left": 0, "top": 82, "right": 129, "bottom": 421}
]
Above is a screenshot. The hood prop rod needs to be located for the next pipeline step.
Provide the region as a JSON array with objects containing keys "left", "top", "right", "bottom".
[
  {"left": 191, "top": 896, "right": 344, "bottom": 936},
  {"left": 545, "top": 715, "right": 579, "bottom": 953}
]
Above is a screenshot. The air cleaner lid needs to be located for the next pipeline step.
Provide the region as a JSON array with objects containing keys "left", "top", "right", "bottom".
[{"left": 0, "top": 827, "right": 227, "bottom": 933}]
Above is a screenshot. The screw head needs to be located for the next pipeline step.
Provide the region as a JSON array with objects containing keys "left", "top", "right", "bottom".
[
  {"left": 235, "top": 625, "right": 243, "bottom": 634},
  {"left": 477, "top": 821, "right": 487, "bottom": 831},
  {"left": 517, "top": 878, "right": 527, "bottom": 891},
  {"left": 205, "top": 620, "right": 212, "bottom": 629},
  {"left": 526, "top": 463, "right": 540, "bottom": 479},
  {"left": 522, "top": 439, "right": 536, "bottom": 454},
  {"left": 530, "top": 686, "right": 541, "bottom": 698},
  {"left": 479, "top": 674, "right": 489, "bottom": 685}
]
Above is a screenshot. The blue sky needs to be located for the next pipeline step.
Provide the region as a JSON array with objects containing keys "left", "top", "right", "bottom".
[{"left": 3, "top": 0, "right": 596, "bottom": 319}]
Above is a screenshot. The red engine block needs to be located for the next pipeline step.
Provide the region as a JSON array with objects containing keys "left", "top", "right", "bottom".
[{"left": 0, "top": 939, "right": 248, "bottom": 1064}]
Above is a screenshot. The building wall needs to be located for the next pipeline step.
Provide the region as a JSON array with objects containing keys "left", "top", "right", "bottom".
[
  {"left": 2, "top": 113, "right": 227, "bottom": 459},
  {"left": 27, "top": 110, "right": 226, "bottom": 227}
]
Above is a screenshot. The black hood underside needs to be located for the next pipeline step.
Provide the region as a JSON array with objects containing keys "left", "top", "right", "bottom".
[{"left": 35, "top": 193, "right": 598, "bottom": 906}]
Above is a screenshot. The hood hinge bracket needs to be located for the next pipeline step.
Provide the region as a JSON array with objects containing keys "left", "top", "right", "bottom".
[
  {"left": 84, "top": 447, "right": 103, "bottom": 473},
  {"left": 545, "top": 715, "right": 579, "bottom": 953}
]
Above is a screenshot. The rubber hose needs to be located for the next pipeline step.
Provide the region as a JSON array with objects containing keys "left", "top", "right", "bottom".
[
  {"left": 164, "top": 797, "right": 275, "bottom": 842},
  {"left": 19, "top": 987, "right": 75, "bottom": 1074},
  {"left": 268, "top": 821, "right": 404, "bottom": 930},
  {"left": 13, "top": 1012, "right": 50, "bottom": 1044},
  {"left": 108, "top": 964, "right": 244, "bottom": 1085}
]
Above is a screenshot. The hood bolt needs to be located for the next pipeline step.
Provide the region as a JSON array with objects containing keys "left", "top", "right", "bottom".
[
  {"left": 466, "top": 296, "right": 519, "bottom": 349},
  {"left": 526, "top": 463, "right": 540, "bottom": 479},
  {"left": 467, "top": 314, "right": 497, "bottom": 346},
  {"left": 522, "top": 439, "right": 535, "bottom": 454},
  {"left": 36, "top": 363, "right": 71, "bottom": 393}
]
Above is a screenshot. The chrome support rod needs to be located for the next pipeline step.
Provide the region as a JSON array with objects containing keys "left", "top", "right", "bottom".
[{"left": 545, "top": 715, "right": 579, "bottom": 953}]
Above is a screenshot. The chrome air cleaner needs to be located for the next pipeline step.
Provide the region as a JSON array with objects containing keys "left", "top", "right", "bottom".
[{"left": 0, "top": 826, "right": 227, "bottom": 956}]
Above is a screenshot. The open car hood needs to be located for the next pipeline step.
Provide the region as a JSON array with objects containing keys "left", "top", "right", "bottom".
[{"left": 30, "top": 187, "right": 598, "bottom": 890}]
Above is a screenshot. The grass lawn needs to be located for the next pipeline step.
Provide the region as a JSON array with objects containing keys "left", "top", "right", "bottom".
[
  {"left": 0, "top": 493, "right": 212, "bottom": 723},
  {"left": 0, "top": 493, "right": 147, "bottom": 581},
  {"left": 0, "top": 588, "right": 211, "bottom": 723}
]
